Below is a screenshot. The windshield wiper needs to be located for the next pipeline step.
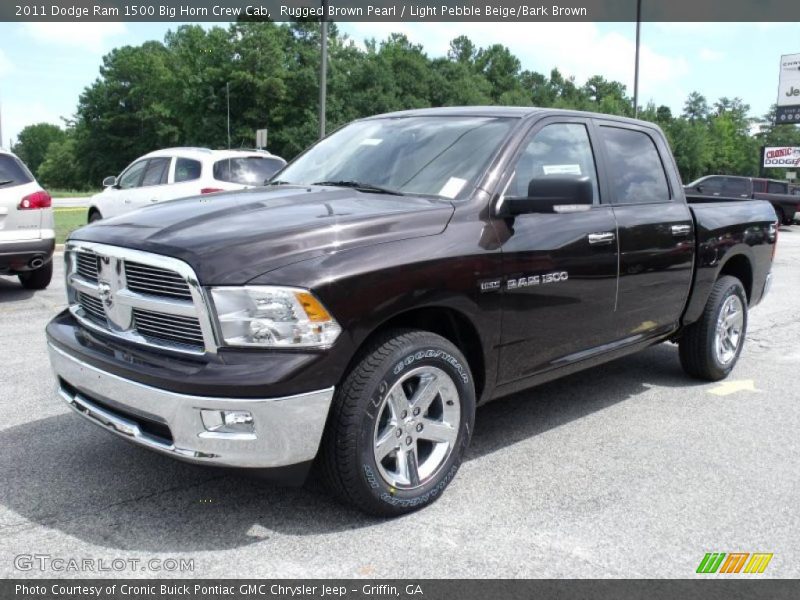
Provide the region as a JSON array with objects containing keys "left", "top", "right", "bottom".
[
  {"left": 312, "top": 180, "right": 405, "bottom": 196},
  {"left": 0, "top": 179, "right": 14, "bottom": 186},
  {"left": 266, "top": 179, "right": 291, "bottom": 186}
]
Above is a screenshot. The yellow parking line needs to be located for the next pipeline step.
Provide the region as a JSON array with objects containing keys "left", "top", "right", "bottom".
[{"left": 708, "top": 379, "right": 760, "bottom": 396}]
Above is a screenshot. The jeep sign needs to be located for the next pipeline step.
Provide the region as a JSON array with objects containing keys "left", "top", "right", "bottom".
[{"left": 777, "top": 53, "right": 800, "bottom": 123}]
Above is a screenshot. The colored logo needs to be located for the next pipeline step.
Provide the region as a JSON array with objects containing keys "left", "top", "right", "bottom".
[{"left": 696, "top": 553, "right": 773, "bottom": 574}]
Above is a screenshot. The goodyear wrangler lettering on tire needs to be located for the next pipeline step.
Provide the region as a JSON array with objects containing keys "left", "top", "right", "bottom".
[{"left": 392, "top": 349, "right": 470, "bottom": 384}]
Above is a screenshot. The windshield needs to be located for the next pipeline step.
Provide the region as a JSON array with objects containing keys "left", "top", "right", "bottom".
[{"left": 276, "top": 116, "right": 515, "bottom": 198}]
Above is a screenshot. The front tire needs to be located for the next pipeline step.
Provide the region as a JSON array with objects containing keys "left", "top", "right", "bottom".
[
  {"left": 88, "top": 210, "right": 102, "bottom": 223},
  {"left": 320, "top": 329, "right": 475, "bottom": 516},
  {"left": 679, "top": 275, "right": 747, "bottom": 381},
  {"left": 18, "top": 261, "right": 53, "bottom": 290}
]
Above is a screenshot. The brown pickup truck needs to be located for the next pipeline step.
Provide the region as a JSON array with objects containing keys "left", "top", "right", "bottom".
[{"left": 686, "top": 175, "right": 799, "bottom": 225}]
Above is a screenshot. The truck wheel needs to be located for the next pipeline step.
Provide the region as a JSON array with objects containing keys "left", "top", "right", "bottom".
[
  {"left": 320, "top": 329, "right": 475, "bottom": 516},
  {"left": 88, "top": 210, "right": 102, "bottom": 223},
  {"left": 679, "top": 275, "right": 747, "bottom": 381},
  {"left": 18, "top": 261, "right": 53, "bottom": 290}
]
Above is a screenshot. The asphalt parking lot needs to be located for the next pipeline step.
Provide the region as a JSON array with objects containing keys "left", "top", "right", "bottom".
[{"left": 0, "top": 226, "right": 798, "bottom": 579}]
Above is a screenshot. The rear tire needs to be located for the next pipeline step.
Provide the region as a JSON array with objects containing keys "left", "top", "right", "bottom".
[
  {"left": 319, "top": 329, "right": 475, "bottom": 517},
  {"left": 679, "top": 275, "right": 747, "bottom": 381},
  {"left": 18, "top": 261, "right": 53, "bottom": 290}
]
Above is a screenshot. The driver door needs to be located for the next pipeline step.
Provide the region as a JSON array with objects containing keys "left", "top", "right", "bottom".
[{"left": 496, "top": 119, "right": 620, "bottom": 383}]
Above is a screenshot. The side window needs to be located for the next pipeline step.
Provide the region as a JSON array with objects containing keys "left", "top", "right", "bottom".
[
  {"left": 117, "top": 160, "right": 148, "bottom": 190},
  {"left": 141, "top": 158, "right": 170, "bottom": 187},
  {"left": 697, "top": 177, "right": 723, "bottom": 195},
  {"left": 767, "top": 181, "right": 787, "bottom": 194},
  {"left": 600, "top": 126, "right": 670, "bottom": 204},
  {"left": 722, "top": 177, "right": 749, "bottom": 197},
  {"left": 752, "top": 180, "right": 766, "bottom": 193},
  {"left": 506, "top": 123, "right": 599, "bottom": 202},
  {"left": 175, "top": 158, "right": 202, "bottom": 183}
]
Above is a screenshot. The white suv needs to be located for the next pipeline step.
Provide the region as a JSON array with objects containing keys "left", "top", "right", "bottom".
[
  {"left": 88, "top": 147, "right": 286, "bottom": 222},
  {"left": 0, "top": 149, "right": 54, "bottom": 289}
]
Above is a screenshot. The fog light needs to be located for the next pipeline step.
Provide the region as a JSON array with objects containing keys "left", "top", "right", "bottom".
[{"left": 201, "top": 409, "right": 255, "bottom": 434}]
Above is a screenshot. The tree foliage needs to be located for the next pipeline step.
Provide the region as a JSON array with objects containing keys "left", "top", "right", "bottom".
[
  {"left": 33, "top": 22, "right": 800, "bottom": 190},
  {"left": 12, "top": 123, "right": 66, "bottom": 175}
]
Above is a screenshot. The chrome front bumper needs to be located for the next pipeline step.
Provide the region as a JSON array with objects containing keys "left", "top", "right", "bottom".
[{"left": 48, "top": 343, "right": 334, "bottom": 468}]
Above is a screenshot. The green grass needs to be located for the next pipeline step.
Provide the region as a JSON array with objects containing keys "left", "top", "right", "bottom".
[
  {"left": 54, "top": 207, "right": 88, "bottom": 244},
  {"left": 49, "top": 189, "right": 97, "bottom": 199}
]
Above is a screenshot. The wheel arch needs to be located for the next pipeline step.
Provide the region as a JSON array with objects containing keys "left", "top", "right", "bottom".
[
  {"left": 351, "top": 305, "right": 488, "bottom": 404},
  {"left": 717, "top": 252, "right": 753, "bottom": 302},
  {"left": 87, "top": 206, "right": 102, "bottom": 222}
]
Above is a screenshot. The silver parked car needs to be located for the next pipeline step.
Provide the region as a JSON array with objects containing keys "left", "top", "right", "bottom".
[{"left": 0, "top": 149, "right": 54, "bottom": 289}]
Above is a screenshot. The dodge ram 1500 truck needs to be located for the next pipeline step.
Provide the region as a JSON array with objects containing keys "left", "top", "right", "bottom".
[{"left": 47, "top": 107, "right": 777, "bottom": 516}]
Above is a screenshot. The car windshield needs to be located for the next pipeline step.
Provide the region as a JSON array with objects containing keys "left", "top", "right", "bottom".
[{"left": 276, "top": 116, "right": 516, "bottom": 199}]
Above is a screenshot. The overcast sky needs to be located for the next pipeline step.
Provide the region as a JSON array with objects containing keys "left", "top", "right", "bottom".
[{"left": 0, "top": 21, "right": 797, "bottom": 146}]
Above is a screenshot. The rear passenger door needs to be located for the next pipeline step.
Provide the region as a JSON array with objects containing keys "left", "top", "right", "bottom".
[
  {"left": 596, "top": 122, "right": 694, "bottom": 340},
  {"left": 169, "top": 157, "right": 204, "bottom": 199},
  {"left": 496, "top": 119, "right": 620, "bottom": 382}
]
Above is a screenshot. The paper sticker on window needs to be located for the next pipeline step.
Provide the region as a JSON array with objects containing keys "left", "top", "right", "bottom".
[
  {"left": 543, "top": 164, "right": 582, "bottom": 175},
  {"left": 438, "top": 177, "right": 467, "bottom": 198},
  {"left": 360, "top": 138, "right": 383, "bottom": 146}
]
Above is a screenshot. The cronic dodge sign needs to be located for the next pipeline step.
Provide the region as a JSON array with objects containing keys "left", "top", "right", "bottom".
[{"left": 763, "top": 146, "right": 800, "bottom": 167}]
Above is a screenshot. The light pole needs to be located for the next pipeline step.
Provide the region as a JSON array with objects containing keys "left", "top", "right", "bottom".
[
  {"left": 226, "top": 81, "right": 231, "bottom": 149},
  {"left": 633, "top": 0, "right": 642, "bottom": 118},
  {"left": 319, "top": 0, "right": 328, "bottom": 139}
]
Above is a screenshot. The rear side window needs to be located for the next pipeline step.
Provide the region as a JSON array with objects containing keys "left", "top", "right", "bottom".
[
  {"left": 0, "top": 155, "right": 34, "bottom": 188},
  {"left": 600, "top": 127, "right": 670, "bottom": 204},
  {"left": 722, "top": 177, "right": 749, "bottom": 197},
  {"left": 174, "top": 158, "right": 202, "bottom": 183},
  {"left": 213, "top": 157, "right": 285, "bottom": 186},
  {"left": 767, "top": 181, "right": 787, "bottom": 194},
  {"left": 141, "top": 158, "right": 170, "bottom": 187},
  {"left": 752, "top": 180, "right": 767, "bottom": 193}
]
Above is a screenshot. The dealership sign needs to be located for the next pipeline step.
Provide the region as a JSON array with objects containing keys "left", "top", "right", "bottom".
[
  {"left": 777, "top": 53, "right": 800, "bottom": 123},
  {"left": 763, "top": 146, "right": 800, "bottom": 167}
]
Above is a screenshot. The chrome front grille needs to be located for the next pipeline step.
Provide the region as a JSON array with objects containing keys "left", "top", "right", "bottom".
[
  {"left": 65, "top": 242, "right": 216, "bottom": 355},
  {"left": 125, "top": 261, "right": 192, "bottom": 300},
  {"left": 76, "top": 253, "right": 99, "bottom": 282},
  {"left": 77, "top": 292, "right": 106, "bottom": 324},
  {"left": 133, "top": 309, "right": 204, "bottom": 349}
]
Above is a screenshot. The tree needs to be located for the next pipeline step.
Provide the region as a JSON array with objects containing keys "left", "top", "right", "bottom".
[
  {"left": 12, "top": 123, "right": 66, "bottom": 175},
  {"left": 683, "top": 92, "right": 709, "bottom": 122},
  {"left": 37, "top": 133, "right": 84, "bottom": 190}
]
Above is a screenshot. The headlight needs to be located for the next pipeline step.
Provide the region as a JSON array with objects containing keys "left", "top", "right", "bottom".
[{"left": 210, "top": 286, "right": 342, "bottom": 348}]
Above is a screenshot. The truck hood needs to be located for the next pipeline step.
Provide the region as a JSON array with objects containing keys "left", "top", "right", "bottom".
[{"left": 71, "top": 185, "right": 454, "bottom": 284}]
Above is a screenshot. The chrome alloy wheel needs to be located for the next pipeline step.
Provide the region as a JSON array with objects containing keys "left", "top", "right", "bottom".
[
  {"left": 373, "top": 366, "right": 461, "bottom": 489},
  {"left": 715, "top": 294, "right": 744, "bottom": 365}
]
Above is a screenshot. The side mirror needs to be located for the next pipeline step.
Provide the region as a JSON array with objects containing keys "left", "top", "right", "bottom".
[
  {"left": 102, "top": 176, "right": 118, "bottom": 188},
  {"left": 499, "top": 176, "right": 593, "bottom": 216}
]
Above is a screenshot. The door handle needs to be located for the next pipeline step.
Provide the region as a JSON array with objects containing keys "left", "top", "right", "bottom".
[
  {"left": 588, "top": 232, "right": 615, "bottom": 245},
  {"left": 123, "top": 199, "right": 131, "bottom": 204},
  {"left": 149, "top": 198, "right": 159, "bottom": 203},
  {"left": 671, "top": 224, "right": 692, "bottom": 237}
]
